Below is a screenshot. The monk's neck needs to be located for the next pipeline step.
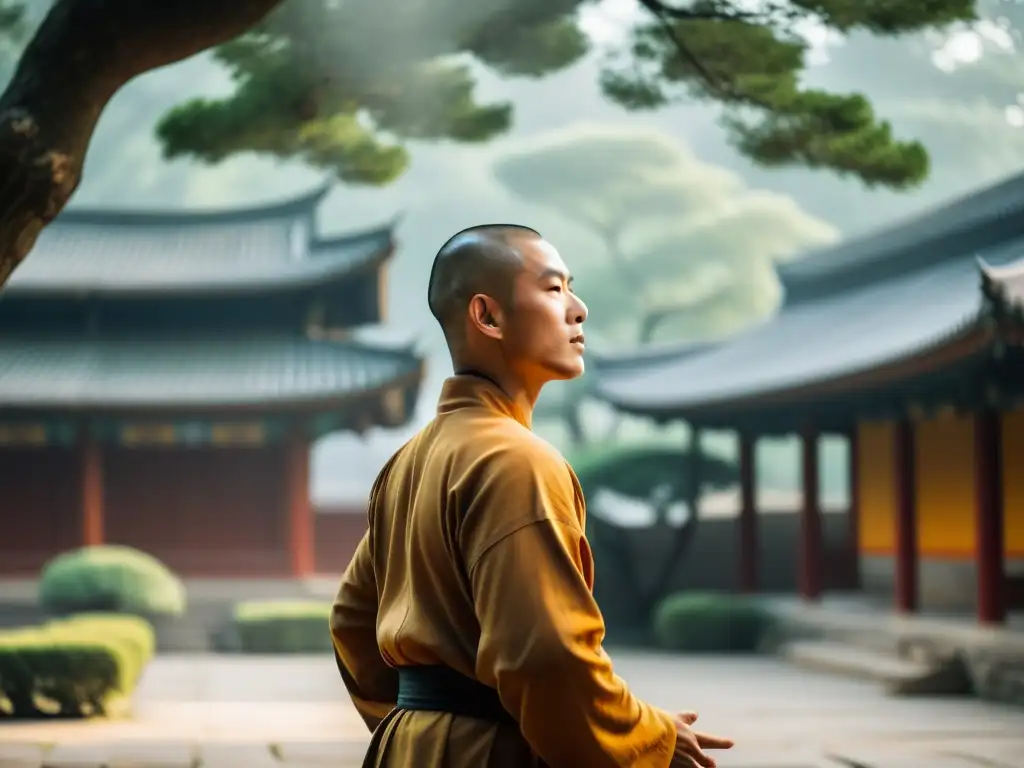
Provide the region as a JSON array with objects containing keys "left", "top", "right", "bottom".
[{"left": 453, "top": 366, "right": 541, "bottom": 421}]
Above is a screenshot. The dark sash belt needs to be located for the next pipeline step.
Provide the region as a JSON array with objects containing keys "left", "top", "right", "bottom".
[{"left": 396, "top": 665, "right": 517, "bottom": 726}]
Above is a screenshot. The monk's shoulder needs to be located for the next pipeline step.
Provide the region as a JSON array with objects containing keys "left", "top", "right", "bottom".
[
  {"left": 474, "top": 422, "right": 582, "bottom": 519},
  {"left": 481, "top": 418, "right": 567, "bottom": 472}
]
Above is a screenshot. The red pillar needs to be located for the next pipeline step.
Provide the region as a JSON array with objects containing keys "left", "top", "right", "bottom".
[
  {"left": 738, "top": 432, "right": 758, "bottom": 593},
  {"left": 79, "top": 431, "right": 104, "bottom": 547},
  {"left": 893, "top": 418, "right": 918, "bottom": 613},
  {"left": 799, "top": 426, "right": 823, "bottom": 601},
  {"left": 847, "top": 426, "right": 861, "bottom": 590},
  {"left": 974, "top": 409, "right": 1006, "bottom": 625},
  {"left": 286, "top": 431, "right": 314, "bottom": 578}
]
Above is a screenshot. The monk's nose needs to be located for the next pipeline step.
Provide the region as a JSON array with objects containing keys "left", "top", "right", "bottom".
[{"left": 571, "top": 295, "right": 588, "bottom": 324}]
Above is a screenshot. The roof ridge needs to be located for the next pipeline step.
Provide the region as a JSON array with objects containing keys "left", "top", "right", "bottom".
[
  {"left": 56, "top": 182, "right": 333, "bottom": 227},
  {"left": 779, "top": 169, "right": 1024, "bottom": 303}
]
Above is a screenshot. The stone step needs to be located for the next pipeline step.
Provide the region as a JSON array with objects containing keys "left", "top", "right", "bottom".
[{"left": 781, "top": 640, "right": 973, "bottom": 696}]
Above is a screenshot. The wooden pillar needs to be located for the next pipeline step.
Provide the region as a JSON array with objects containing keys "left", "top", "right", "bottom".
[
  {"left": 847, "top": 426, "right": 861, "bottom": 590},
  {"left": 79, "top": 430, "right": 104, "bottom": 547},
  {"left": 893, "top": 418, "right": 918, "bottom": 614},
  {"left": 974, "top": 409, "right": 1005, "bottom": 625},
  {"left": 285, "top": 430, "right": 314, "bottom": 578},
  {"left": 799, "top": 426, "right": 823, "bottom": 601},
  {"left": 738, "top": 431, "right": 758, "bottom": 593}
]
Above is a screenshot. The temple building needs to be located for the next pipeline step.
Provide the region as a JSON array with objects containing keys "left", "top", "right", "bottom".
[
  {"left": 591, "top": 170, "right": 1024, "bottom": 625},
  {"left": 0, "top": 186, "right": 424, "bottom": 579}
]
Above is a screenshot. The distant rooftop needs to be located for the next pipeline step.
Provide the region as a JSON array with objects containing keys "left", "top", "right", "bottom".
[
  {"left": 778, "top": 169, "right": 1024, "bottom": 305},
  {"left": 3, "top": 185, "right": 399, "bottom": 296},
  {"left": 0, "top": 334, "right": 423, "bottom": 411}
]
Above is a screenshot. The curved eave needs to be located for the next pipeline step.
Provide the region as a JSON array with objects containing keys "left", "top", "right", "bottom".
[
  {"left": 3, "top": 229, "right": 396, "bottom": 300},
  {"left": 589, "top": 341, "right": 719, "bottom": 374},
  {"left": 0, "top": 353, "right": 425, "bottom": 417},
  {"left": 779, "top": 172, "right": 1024, "bottom": 305},
  {"left": 56, "top": 183, "right": 333, "bottom": 227},
  {"left": 595, "top": 320, "right": 998, "bottom": 425}
]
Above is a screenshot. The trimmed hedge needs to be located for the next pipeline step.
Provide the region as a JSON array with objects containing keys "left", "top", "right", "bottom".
[
  {"left": 0, "top": 614, "right": 156, "bottom": 718},
  {"left": 232, "top": 600, "right": 332, "bottom": 654},
  {"left": 39, "top": 545, "right": 186, "bottom": 617},
  {"left": 653, "top": 592, "right": 775, "bottom": 653}
]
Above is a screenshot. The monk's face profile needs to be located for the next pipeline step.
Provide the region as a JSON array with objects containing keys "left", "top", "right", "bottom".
[{"left": 494, "top": 237, "right": 588, "bottom": 385}]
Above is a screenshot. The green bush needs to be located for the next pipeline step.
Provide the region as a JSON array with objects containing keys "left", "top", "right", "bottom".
[
  {"left": 652, "top": 592, "right": 775, "bottom": 653},
  {"left": 0, "top": 614, "right": 156, "bottom": 718},
  {"left": 232, "top": 600, "right": 332, "bottom": 654},
  {"left": 38, "top": 546, "right": 186, "bottom": 617}
]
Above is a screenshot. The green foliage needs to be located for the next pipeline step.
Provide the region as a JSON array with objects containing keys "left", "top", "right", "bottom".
[
  {"left": 155, "top": 0, "right": 589, "bottom": 186},
  {"left": 570, "top": 441, "right": 736, "bottom": 500},
  {"left": 652, "top": 592, "right": 775, "bottom": 653},
  {"left": 599, "top": 0, "right": 979, "bottom": 189},
  {"left": 232, "top": 599, "right": 332, "bottom": 654},
  {"left": 0, "top": 614, "right": 156, "bottom": 718},
  {"left": 38, "top": 546, "right": 186, "bottom": 618},
  {"left": 154, "top": 0, "right": 981, "bottom": 189}
]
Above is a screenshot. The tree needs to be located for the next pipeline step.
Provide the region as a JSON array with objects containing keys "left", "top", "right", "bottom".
[
  {"left": 495, "top": 124, "right": 837, "bottom": 445},
  {"left": 812, "top": 0, "right": 1024, "bottom": 190},
  {"left": 0, "top": 0, "right": 982, "bottom": 288},
  {"left": 570, "top": 442, "right": 738, "bottom": 629},
  {"left": 495, "top": 124, "right": 838, "bottom": 345},
  {"left": 0, "top": 0, "right": 285, "bottom": 285}
]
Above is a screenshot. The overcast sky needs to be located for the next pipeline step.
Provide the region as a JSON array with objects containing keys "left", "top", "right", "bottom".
[{"left": 10, "top": 0, "right": 1023, "bottom": 501}]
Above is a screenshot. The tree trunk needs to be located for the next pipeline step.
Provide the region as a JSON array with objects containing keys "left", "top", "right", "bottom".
[{"left": 0, "top": 0, "right": 283, "bottom": 287}]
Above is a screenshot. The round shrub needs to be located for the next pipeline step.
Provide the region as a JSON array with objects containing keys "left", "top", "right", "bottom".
[
  {"left": 38, "top": 546, "right": 186, "bottom": 617},
  {"left": 232, "top": 600, "right": 332, "bottom": 654},
  {"left": 652, "top": 592, "right": 774, "bottom": 653}
]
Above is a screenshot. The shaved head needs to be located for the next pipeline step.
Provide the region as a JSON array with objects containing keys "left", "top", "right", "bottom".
[{"left": 428, "top": 224, "right": 541, "bottom": 342}]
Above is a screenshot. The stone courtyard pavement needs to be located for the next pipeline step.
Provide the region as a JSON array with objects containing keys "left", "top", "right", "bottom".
[{"left": 1, "top": 652, "right": 1022, "bottom": 767}]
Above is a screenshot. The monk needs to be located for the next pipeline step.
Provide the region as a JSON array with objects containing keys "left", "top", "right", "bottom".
[{"left": 331, "top": 225, "right": 734, "bottom": 767}]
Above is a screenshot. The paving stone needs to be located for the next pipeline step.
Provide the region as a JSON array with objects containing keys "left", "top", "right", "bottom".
[
  {"left": 107, "top": 741, "right": 195, "bottom": 767},
  {"left": 934, "top": 742, "right": 1024, "bottom": 768},
  {"left": 826, "top": 747, "right": 987, "bottom": 767},
  {"left": 0, "top": 742, "right": 45, "bottom": 768},
  {"left": 43, "top": 743, "right": 110, "bottom": 768},
  {"left": 274, "top": 741, "right": 369, "bottom": 763},
  {"left": 196, "top": 744, "right": 278, "bottom": 768},
  {"left": 706, "top": 746, "right": 836, "bottom": 767}
]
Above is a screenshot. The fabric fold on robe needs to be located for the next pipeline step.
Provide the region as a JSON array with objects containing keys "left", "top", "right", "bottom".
[{"left": 331, "top": 374, "right": 677, "bottom": 767}]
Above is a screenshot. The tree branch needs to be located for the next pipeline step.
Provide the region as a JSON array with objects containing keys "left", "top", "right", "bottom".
[
  {"left": 635, "top": 0, "right": 754, "bottom": 22},
  {"left": 0, "top": 0, "right": 284, "bottom": 288},
  {"left": 635, "top": 0, "right": 778, "bottom": 108}
]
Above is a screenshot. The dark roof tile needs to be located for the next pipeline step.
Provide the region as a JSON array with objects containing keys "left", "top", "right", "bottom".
[
  {"left": 0, "top": 335, "right": 422, "bottom": 409},
  {"left": 593, "top": 236, "right": 1024, "bottom": 413}
]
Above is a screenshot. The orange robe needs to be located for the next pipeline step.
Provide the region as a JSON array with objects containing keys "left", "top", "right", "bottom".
[{"left": 331, "top": 375, "right": 677, "bottom": 767}]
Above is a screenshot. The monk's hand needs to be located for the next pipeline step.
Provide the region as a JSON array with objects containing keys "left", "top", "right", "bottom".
[{"left": 669, "top": 711, "right": 734, "bottom": 768}]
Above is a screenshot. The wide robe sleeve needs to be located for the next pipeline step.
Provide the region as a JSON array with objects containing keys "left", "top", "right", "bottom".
[
  {"left": 330, "top": 465, "right": 399, "bottom": 731},
  {"left": 461, "top": 448, "right": 677, "bottom": 767}
]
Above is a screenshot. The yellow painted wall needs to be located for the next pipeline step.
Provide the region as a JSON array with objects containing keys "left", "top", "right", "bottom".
[
  {"left": 857, "top": 421, "right": 896, "bottom": 555},
  {"left": 1001, "top": 408, "right": 1024, "bottom": 558},
  {"left": 857, "top": 412, "right": 1024, "bottom": 559},
  {"left": 915, "top": 414, "right": 976, "bottom": 558}
]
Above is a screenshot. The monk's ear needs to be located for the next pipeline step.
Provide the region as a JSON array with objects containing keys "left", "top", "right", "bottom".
[{"left": 468, "top": 294, "right": 503, "bottom": 340}]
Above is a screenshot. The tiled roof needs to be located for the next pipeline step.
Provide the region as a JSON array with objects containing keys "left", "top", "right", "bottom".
[
  {"left": 0, "top": 335, "right": 422, "bottom": 409},
  {"left": 593, "top": 234, "right": 1024, "bottom": 414},
  {"left": 2, "top": 186, "right": 397, "bottom": 295},
  {"left": 778, "top": 170, "right": 1024, "bottom": 303}
]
